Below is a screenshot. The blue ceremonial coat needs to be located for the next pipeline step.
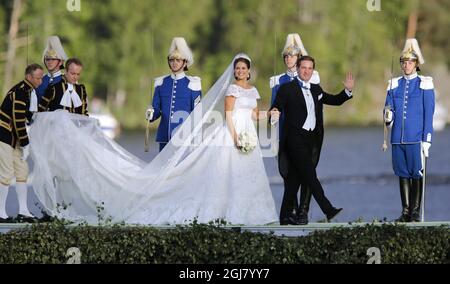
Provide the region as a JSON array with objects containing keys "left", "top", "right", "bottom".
[
  {"left": 385, "top": 74, "right": 435, "bottom": 178},
  {"left": 35, "top": 72, "right": 63, "bottom": 100},
  {"left": 151, "top": 73, "right": 201, "bottom": 143},
  {"left": 385, "top": 74, "right": 435, "bottom": 145}
]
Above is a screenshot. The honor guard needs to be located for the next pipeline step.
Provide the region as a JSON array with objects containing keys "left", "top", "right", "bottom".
[
  {"left": 145, "top": 37, "right": 202, "bottom": 151},
  {"left": 39, "top": 58, "right": 89, "bottom": 116},
  {"left": 384, "top": 38, "right": 435, "bottom": 222},
  {"left": 0, "top": 64, "right": 44, "bottom": 222},
  {"left": 270, "top": 33, "right": 320, "bottom": 111},
  {"left": 35, "top": 36, "right": 68, "bottom": 100}
]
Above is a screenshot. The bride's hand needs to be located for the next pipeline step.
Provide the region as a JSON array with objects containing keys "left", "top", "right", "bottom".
[
  {"left": 257, "top": 111, "right": 268, "bottom": 120},
  {"left": 234, "top": 136, "right": 242, "bottom": 150},
  {"left": 269, "top": 108, "right": 280, "bottom": 125}
]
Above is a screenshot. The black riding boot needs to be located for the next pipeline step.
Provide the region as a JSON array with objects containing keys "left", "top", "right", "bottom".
[
  {"left": 297, "top": 185, "right": 312, "bottom": 225},
  {"left": 395, "top": 178, "right": 411, "bottom": 222},
  {"left": 409, "top": 178, "right": 423, "bottom": 222},
  {"left": 292, "top": 195, "right": 299, "bottom": 216},
  {"left": 280, "top": 180, "right": 300, "bottom": 225}
]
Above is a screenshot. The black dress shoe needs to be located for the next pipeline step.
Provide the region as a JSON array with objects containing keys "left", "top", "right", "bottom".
[
  {"left": 0, "top": 217, "right": 14, "bottom": 223},
  {"left": 38, "top": 212, "right": 55, "bottom": 223},
  {"left": 410, "top": 211, "right": 421, "bottom": 222},
  {"left": 16, "top": 214, "right": 37, "bottom": 223},
  {"left": 326, "top": 208, "right": 343, "bottom": 222},
  {"left": 395, "top": 213, "right": 410, "bottom": 222},
  {"left": 280, "top": 214, "right": 300, "bottom": 225}
]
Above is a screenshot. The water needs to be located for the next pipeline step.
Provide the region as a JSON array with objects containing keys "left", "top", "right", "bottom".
[{"left": 6, "top": 127, "right": 449, "bottom": 223}]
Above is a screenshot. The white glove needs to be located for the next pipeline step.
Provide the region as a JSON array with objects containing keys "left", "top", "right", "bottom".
[
  {"left": 422, "top": 142, "right": 431, "bottom": 158},
  {"left": 21, "top": 145, "right": 30, "bottom": 161},
  {"left": 270, "top": 109, "right": 280, "bottom": 125},
  {"left": 384, "top": 109, "right": 393, "bottom": 124},
  {"left": 145, "top": 108, "right": 154, "bottom": 121}
]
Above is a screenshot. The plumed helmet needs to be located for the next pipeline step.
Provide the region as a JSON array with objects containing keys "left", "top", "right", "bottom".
[
  {"left": 168, "top": 37, "right": 194, "bottom": 67},
  {"left": 282, "top": 33, "right": 308, "bottom": 57},
  {"left": 42, "top": 35, "right": 68, "bottom": 62},
  {"left": 400, "top": 38, "right": 425, "bottom": 65}
]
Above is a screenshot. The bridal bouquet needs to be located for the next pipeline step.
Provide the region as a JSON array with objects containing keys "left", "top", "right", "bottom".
[{"left": 237, "top": 131, "right": 257, "bottom": 154}]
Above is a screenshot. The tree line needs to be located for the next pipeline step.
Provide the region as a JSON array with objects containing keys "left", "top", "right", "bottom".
[{"left": 1, "top": 0, "right": 448, "bottom": 128}]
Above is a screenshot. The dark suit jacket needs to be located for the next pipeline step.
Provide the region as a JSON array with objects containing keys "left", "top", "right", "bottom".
[
  {"left": 39, "top": 77, "right": 89, "bottom": 116},
  {"left": 0, "top": 80, "right": 34, "bottom": 147},
  {"left": 271, "top": 79, "right": 352, "bottom": 178}
]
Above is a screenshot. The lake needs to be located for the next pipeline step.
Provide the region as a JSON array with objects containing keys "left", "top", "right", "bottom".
[{"left": 6, "top": 127, "right": 449, "bottom": 223}]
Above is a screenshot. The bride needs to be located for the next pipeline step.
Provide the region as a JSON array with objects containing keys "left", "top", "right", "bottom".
[{"left": 29, "top": 53, "right": 278, "bottom": 225}]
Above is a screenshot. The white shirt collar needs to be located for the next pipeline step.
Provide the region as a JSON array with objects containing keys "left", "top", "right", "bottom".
[
  {"left": 286, "top": 69, "right": 297, "bottom": 78},
  {"left": 51, "top": 70, "right": 62, "bottom": 78},
  {"left": 403, "top": 72, "right": 418, "bottom": 81},
  {"left": 171, "top": 72, "right": 186, "bottom": 80},
  {"left": 46, "top": 70, "right": 62, "bottom": 79}
]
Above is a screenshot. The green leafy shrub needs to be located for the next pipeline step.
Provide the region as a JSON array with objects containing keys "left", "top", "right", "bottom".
[{"left": 0, "top": 222, "right": 448, "bottom": 264}]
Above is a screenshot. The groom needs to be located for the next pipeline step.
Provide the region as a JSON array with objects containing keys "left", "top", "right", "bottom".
[{"left": 270, "top": 55, "right": 354, "bottom": 225}]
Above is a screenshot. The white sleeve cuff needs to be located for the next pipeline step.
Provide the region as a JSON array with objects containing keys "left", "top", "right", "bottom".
[
  {"left": 270, "top": 116, "right": 278, "bottom": 125},
  {"left": 345, "top": 89, "right": 353, "bottom": 97}
]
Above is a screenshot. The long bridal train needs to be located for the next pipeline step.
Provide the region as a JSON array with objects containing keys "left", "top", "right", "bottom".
[
  {"left": 29, "top": 54, "right": 278, "bottom": 225},
  {"left": 29, "top": 111, "right": 146, "bottom": 224},
  {"left": 30, "top": 110, "right": 277, "bottom": 225}
]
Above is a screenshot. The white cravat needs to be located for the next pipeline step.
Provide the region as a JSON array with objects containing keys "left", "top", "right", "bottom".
[
  {"left": 29, "top": 89, "right": 38, "bottom": 112},
  {"left": 298, "top": 78, "right": 316, "bottom": 131},
  {"left": 60, "top": 83, "right": 82, "bottom": 108}
]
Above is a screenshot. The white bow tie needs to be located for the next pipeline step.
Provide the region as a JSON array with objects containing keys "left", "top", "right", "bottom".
[
  {"left": 301, "top": 83, "right": 311, "bottom": 90},
  {"left": 60, "top": 83, "right": 82, "bottom": 108},
  {"left": 298, "top": 78, "right": 311, "bottom": 90},
  {"left": 29, "top": 89, "right": 38, "bottom": 112}
]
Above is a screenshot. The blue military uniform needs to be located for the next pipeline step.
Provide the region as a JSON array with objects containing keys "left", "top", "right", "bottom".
[
  {"left": 35, "top": 71, "right": 63, "bottom": 100},
  {"left": 38, "top": 36, "right": 68, "bottom": 100},
  {"left": 385, "top": 37, "right": 434, "bottom": 222},
  {"left": 151, "top": 72, "right": 201, "bottom": 151},
  {"left": 385, "top": 73, "right": 435, "bottom": 178}
]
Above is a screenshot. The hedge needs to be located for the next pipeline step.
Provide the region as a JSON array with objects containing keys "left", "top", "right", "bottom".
[{"left": 0, "top": 221, "right": 448, "bottom": 264}]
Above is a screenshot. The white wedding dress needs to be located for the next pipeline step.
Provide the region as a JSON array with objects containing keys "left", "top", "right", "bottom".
[
  {"left": 123, "top": 84, "right": 277, "bottom": 225},
  {"left": 29, "top": 54, "right": 278, "bottom": 225}
]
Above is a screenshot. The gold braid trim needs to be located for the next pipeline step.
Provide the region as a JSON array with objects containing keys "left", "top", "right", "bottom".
[{"left": 0, "top": 110, "right": 11, "bottom": 120}]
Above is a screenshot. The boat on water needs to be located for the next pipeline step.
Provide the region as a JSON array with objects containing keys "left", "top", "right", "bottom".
[
  {"left": 89, "top": 98, "right": 121, "bottom": 139},
  {"left": 433, "top": 100, "right": 447, "bottom": 132},
  {"left": 89, "top": 112, "right": 120, "bottom": 139}
]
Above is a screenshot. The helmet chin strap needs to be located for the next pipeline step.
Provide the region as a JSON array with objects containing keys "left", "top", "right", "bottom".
[
  {"left": 287, "top": 65, "right": 297, "bottom": 72},
  {"left": 170, "top": 60, "right": 187, "bottom": 74}
]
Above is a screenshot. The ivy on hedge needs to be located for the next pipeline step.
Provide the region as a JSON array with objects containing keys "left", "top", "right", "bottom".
[{"left": 0, "top": 221, "right": 448, "bottom": 264}]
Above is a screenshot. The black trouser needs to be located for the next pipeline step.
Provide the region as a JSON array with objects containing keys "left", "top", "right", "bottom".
[
  {"left": 280, "top": 128, "right": 333, "bottom": 218},
  {"left": 297, "top": 135, "right": 320, "bottom": 214}
]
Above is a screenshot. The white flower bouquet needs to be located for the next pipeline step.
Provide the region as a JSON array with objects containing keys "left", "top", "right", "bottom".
[{"left": 237, "top": 131, "right": 257, "bottom": 154}]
